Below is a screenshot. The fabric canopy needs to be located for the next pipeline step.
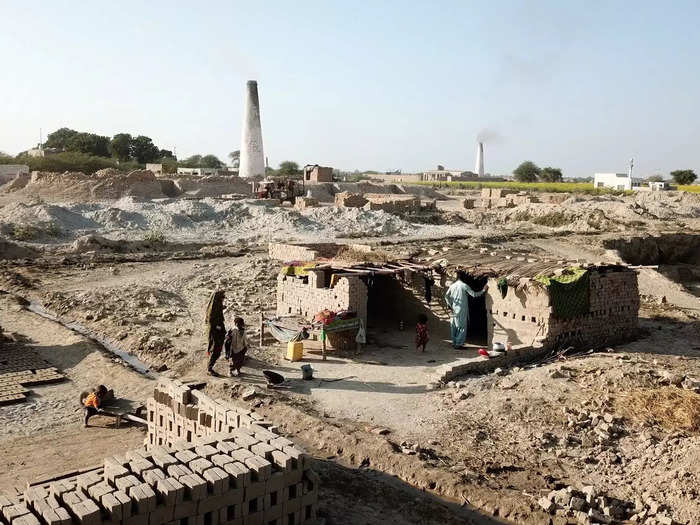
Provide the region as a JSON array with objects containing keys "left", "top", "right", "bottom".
[{"left": 535, "top": 267, "right": 590, "bottom": 319}]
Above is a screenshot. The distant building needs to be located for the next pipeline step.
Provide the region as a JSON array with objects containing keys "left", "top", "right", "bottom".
[
  {"left": 421, "top": 170, "right": 477, "bottom": 182},
  {"left": 594, "top": 173, "right": 644, "bottom": 191},
  {"left": 0, "top": 164, "right": 29, "bottom": 176},
  {"left": 177, "top": 167, "right": 218, "bottom": 176},
  {"left": 25, "top": 145, "right": 59, "bottom": 157},
  {"left": 303, "top": 164, "right": 333, "bottom": 183},
  {"left": 176, "top": 167, "right": 238, "bottom": 177},
  {"left": 648, "top": 180, "right": 670, "bottom": 191},
  {"left": 146, "top": 163, "right": 163, "bottom": 175}
]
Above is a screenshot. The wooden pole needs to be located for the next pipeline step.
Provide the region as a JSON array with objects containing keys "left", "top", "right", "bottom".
[
  {"left": 321, "top": 328, "right": 326, "bottom": 361},
  {"left": 259, "top": 311, "right": 264, "bottom": 348}
]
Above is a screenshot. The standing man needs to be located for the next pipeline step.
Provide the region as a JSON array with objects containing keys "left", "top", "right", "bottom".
[
  {"left": 205, "top": 290, "right": 226, "bottom": 376},
  {"left": 444, "top": 271, "right": 488, "bottom": 348}
]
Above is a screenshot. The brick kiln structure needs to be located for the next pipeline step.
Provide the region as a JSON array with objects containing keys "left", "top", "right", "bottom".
[
  {"left": 0, "top": 380, "right": 318, "bottom": 525},
  {"left": 486, "top": 266, "right": 640, "bottom": 349}
]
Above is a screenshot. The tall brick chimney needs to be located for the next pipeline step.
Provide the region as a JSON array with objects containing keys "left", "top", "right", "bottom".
[
  {"left": 475, "top": 142, "right": 484, "bottom": 177},
  {"left": 239, "top": 80, "right": 265, "bottom": 178}
]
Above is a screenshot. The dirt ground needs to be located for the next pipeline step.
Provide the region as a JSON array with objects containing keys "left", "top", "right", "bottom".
[{"left": 1, "top": 188, "right": 699, "bottom": 524}]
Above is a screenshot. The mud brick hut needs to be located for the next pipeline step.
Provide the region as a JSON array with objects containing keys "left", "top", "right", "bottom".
[
  {"left": 269, "top": 243, "right": 442, "bottom": 351},
  {"left": 269, "top": 243, "right": 640, "bottom": 356}
]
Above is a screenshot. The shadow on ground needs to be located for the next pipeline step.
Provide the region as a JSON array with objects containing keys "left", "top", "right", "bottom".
[{"left": 314, "top": 458, "right": 505, "bottom": 525}]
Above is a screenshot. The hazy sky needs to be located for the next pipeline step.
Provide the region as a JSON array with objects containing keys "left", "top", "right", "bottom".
[{"left": 1, "top": 1, "right": 699, "bottom": 177}]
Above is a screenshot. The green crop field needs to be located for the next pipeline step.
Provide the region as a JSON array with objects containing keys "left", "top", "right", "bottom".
[
  {"left": 413, "top": 180, "right": 619, "bottom": 194},
  {"left": 414, "top": 180, "right": 700, "bottom": 195}
]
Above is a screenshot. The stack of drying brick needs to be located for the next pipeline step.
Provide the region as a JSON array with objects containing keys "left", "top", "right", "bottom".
[
  {"left": 362, "top": 194, "right": 421, "bottom": 213},
  {"left": 471, "top": 188, "right": 540, "bottom": 209},
  {"left": 293, "top": 198, "right": 318, "bottom": 210},
  {"left": 146, "top": 379, "right": 273, "bottom": 449},
  {"left": 1, "top": 429, "right": 318, "bottom": 525},
  {"left": 333, "top": 192, "right": 368, "bottom": 208},
  {"left": 0, "top": 379, "right": 320, "bottom": 525}
]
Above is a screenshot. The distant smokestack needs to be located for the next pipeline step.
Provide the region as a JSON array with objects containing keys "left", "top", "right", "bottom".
[
  {"left": 475, "top": 142, "right": 484, "bottom": 177},
  {"left": 239, "top": 80, "right": 265, "bottom": 178}
]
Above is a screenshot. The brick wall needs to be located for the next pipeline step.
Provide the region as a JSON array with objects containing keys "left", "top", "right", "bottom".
[
  {"left": 268, "top": 243, "right": 343, "bottom": 262},
  {"left": 2, "top": 379, "right": 319, "bottom": 525},
  {"left": 276, "top": 271, "right": 367, "bottom": 327},
  {"left": 486, "top": 268, "right": 639, "bottom": 350}
]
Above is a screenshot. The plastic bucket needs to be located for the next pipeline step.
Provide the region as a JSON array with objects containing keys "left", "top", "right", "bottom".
[{"left": 301, "top": 364, "right": 313, "bottom": 380}]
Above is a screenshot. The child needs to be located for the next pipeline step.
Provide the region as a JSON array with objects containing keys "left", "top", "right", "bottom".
[
  {"left": 83, "top": 384, "right": 108, "bottom": 427},
  {"left": 225, "top": 317, "right": 249, "bottom": 377},
  {"left": 416, "top": 314, "right": 429, "bottom": 352}
]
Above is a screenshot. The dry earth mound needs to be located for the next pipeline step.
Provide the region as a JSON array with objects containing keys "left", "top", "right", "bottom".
[
  {"left": 0, "top": 238, "right": 38, "bottom": 259},
  {"left": 172, "top": 174, "right": 252, "bottom": 197},
  {"left": 1, "top": 170, "right": 167, "bottom": 201}
]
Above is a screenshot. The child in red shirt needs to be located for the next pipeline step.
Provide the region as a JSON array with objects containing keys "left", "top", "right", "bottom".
[{"left": 416, "top": 314, "right": 429, "bottom": 352}]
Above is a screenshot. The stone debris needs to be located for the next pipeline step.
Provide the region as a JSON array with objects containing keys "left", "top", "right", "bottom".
[{"left": 539, "top": 485, "right": 680, "bottom": 524}]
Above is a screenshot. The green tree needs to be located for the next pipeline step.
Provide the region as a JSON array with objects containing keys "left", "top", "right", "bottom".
[
  {"left": 15, "top": 152, "right": 118, "bottom": 174},
  {"left": 228, "top": 150, "right": 240, "bottom": 164},
  {"left": 179, "top": 155, "right": 202, "bottom": 168},
  {"left": 159, "top": 149, "right": 175, "bottom": 160},
  {"left": 44, "top": 128, "right": 79, "bottom": 150},
  {"left": 65, "top": 132, "right": 110, "bottom": 157},
  {"left": 200, "top": 154, "right": 224, "bottom": 168},
  {"left": 539, "top": 166, "right": 563, "bottom": 182},
  {"left": 161, "top": 157, "right": 178, "bottom": 174},
  {"left": 513, "top": 161, "right": 541, "bottom": 182},
  {"left": 646, "top": 174, "right": 664, "bottom": 182},
  {"left": 278, "top": 161, "right": 300, "bottom": 176},
  {"left": 130, "top": 135, "right": 160, "bottom": 163},
  {"left": 110, "top": 133, "right": 132, "bottom": 162},
  {"left": 670, "top": 169, "right": 697, "bottom": 185}
]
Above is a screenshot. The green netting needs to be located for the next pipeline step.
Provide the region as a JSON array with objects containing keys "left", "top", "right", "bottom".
[{"left": 535, "top": 267, "right": 590, "bottom": 319}]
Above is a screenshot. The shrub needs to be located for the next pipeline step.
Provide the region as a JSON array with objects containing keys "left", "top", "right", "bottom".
[
  {"left": 143, "top": 229, "right": 166, "bottom": 244},
  {"left": 10, "top": 221, "right": 61, "bottom": 240}
]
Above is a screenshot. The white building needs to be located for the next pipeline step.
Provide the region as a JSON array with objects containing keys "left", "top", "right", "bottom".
[
  {"left": 0, "top": 164, "right": 29, "bottom": 176},
  {"left": 593, "top": 173, "right": 644, "bottom": 191},
  {"left": 145, "top": 163, "right": 163, "bottom": 175},
  {"left": 176, "top": 167, "right": 218, "bottom": 176}
]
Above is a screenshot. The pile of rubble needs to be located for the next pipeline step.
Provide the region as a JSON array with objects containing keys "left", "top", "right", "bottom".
[{"left": 539, "top": 485, "right": 679, "bottom": 524}]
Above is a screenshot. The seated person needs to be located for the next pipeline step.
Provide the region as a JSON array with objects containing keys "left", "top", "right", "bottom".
[{"left": 83, "top": 384, "right": 108, "bottom": 427}]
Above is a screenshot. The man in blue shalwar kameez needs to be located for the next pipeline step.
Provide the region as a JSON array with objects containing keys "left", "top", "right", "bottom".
[{"left": 445, "top": 271, "right": 488, "bottom": 348}]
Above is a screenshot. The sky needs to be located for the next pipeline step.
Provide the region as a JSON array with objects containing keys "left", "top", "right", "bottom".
[{"left": 1, "top": 1, "right": 699, "bottom": 178}]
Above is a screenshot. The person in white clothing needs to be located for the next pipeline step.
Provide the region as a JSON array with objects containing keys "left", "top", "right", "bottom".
[{"left": 225, "top": 317, "right": 249, "bottom": 377}]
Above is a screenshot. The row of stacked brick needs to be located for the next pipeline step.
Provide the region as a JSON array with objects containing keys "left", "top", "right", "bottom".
[
  {"left": 1, "top": 431, "right": 318, "bottom": 525},
  {"left": 147, "top": 379, "right": 273, "bottom": 449},
  {"left": 0, "top": 380, "right": 320, "bottom": 525}
]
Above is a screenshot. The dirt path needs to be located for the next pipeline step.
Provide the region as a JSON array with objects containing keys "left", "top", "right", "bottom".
[
  {"left": 0, "top": 296, "right": 154, "bottom": 438},
  {"left": 0, "top": 425, "right": 145, "bottom": 490}
]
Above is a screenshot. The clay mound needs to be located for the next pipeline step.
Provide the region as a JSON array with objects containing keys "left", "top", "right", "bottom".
[
  {"left": 94, "top": 167, "right": 123, "bottom": 178},
  {"left": 0, "top": 201, "right": 98, "bottom": 231},
  {"left": 2, "top": 172, "right": 31, "bottom": 191},
  {"left": 172, "top": 175, "right": 251, "bottom": 197},
  {"left": 0, "top": 238, "right": 39, "bottom": 260},
  {"left": 90, "top": 170, "right": 166, "bottom": 200},
  {"left": 0, "top": 170, "right": 168, "bottom": 202}
]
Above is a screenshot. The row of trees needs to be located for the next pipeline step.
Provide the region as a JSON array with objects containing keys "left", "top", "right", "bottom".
[
  {"left": 43, "top": 128, "right": 174, "bottom": 164},
  {"left": 513, "top": 161, "right": 563, "bottom": 182},
  {"left": 668, "top": 170, "right": 697, "bottom": 185},
  {"left": 511, "top": 162, "right": 697, "bottom": 185},
  {"left": 0, "top": 128, "right": 229, "bottom": 174}
]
